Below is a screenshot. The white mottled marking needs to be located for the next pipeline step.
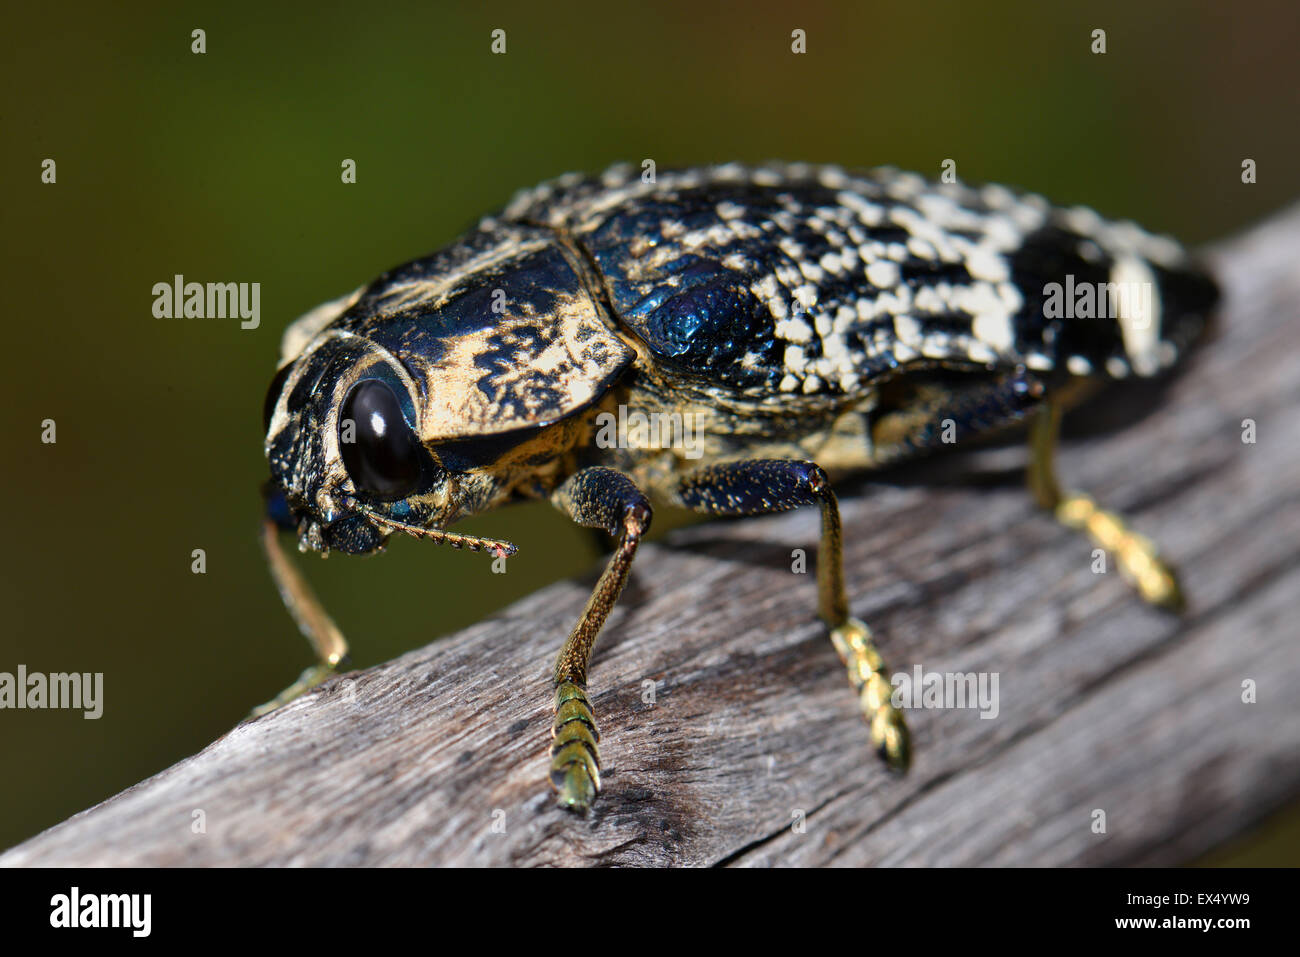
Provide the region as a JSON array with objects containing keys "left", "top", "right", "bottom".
[
  {"left": 865, "top": 260, "right": 900, "bottom": 289},
  {"left": 775, "top": 316, "right": 814, "bottom": 343},
  {"left": 894, "top": 315, "right": 922, "bottom": 343},
  {"left": 1110, "top": 254, "right": 1163, "bottom": 376},
  {"left": 972, "top": 312, "right": 1014, "bottom": 352}
]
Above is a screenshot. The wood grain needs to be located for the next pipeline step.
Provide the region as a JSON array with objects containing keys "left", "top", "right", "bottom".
[{"left": 5, "top": 205, "right": 1299, "bottom": 867}]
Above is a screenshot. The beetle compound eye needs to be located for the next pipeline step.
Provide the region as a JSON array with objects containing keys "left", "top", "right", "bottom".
[
  {"left": 262, "top": 362, "right": 296, "bottom": 435},
  {"left": 339, "top": 379, "right": 422, "bottom": 499}
]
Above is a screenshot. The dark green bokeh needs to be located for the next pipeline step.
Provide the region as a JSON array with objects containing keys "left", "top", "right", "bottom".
[{"left": 2, "top": 0, "right": 1296, "bottom": 860}]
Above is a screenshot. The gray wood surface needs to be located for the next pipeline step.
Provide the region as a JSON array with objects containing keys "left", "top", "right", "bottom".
[{"left": 5, "top": 205, "right": 1298, "bottom": 867}]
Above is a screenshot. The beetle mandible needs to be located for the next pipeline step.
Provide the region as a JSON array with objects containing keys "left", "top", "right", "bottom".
[{"left": 260, "top": 162, "right": 1218, "bottom": 811}]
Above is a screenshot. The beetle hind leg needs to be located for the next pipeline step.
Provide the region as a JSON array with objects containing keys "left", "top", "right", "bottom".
[
  {"left": 1028, "top": 400, "right": 1184, "bottom": 610},
  {"left": 675, "top": 460, "right": 910, "bottom": 774}
]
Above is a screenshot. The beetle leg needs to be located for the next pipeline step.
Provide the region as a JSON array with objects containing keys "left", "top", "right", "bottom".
[
  {"left": 870, "top": 367, "right": 1046, "bottom": 464},
  {"left": 251, "top": 516, "right": 351, "bottom": 717},
  {"left": 674, "top": 460, "right": 910, "bottom": 773},
  {"left": 1028, "top": 400, "right": 1184, "bottom": 610},
  {"left": 549, "top": 467, "right": 653, "bottom": 811}
]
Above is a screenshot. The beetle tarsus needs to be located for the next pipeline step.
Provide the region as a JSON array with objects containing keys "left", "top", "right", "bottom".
[
  {"left": 1029, "top": 401, "right": 1185, "bottom": 612},
  {"left": 1055, "top": 493, "right": 1185, "bottom": 611},
  {"left": 829, "top": 617, "right": 911, "bottom": 773},
  {"left": 249, "top": 660, "right": 345, "bottom": 718},
  {"left": 550, "top": 680, "right": 601, "bottom": 811}
]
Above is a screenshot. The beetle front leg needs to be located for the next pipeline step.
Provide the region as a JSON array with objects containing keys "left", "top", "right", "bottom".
[
  {"left": 1028, "top": 400, "right": 1184, "bottom": 610},
  {"left": 252, "top": 515, "right": 351, "bottom": 717},
  {"left": 674, "top": 460, "right": 910, "bottom": 773},
  {"left": 549, "top": 467, "right": 653, "bottom": 811}
]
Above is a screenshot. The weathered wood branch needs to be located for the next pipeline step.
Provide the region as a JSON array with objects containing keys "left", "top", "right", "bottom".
[{"left": 5, "top": 205, "right": 1299, "bottom": 867}]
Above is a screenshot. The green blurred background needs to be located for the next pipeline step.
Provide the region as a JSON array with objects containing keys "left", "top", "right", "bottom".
[{"left": 2, "top": 0, "right": 1296, "bottom": 861}]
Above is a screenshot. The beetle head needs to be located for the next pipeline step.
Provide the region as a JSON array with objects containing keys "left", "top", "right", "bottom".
[{"left": 263, "top": 332, "right": 485, "bottom": 556}]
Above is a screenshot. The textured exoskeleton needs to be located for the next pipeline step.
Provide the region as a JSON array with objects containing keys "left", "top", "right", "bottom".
[{"left": 261, "top": 163, "right": 1218, "bottom": 811}]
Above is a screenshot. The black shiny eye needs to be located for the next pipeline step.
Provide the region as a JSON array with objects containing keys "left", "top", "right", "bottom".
[
  {"left": 263, "top": 362, "right": 296, "bottom": 435},
  {"left": 339, "top": 379, "right": 423, "bottom": 499}
]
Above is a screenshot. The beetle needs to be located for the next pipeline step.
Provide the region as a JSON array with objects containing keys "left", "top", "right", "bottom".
[{"left": 259, "top": 162, "right": 1218, "bottom": 812}]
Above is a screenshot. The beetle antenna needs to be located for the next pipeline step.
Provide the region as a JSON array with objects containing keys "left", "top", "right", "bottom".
[{"left": 360, "top": 509, "right": 518, "bottom": 557}]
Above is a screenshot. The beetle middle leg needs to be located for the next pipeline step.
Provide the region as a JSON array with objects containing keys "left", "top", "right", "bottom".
[
  {"left": 548, "top": 467, "right": 653, "bottom": 811},
  {"left": 1027, "top": 399, "right": 1184, "bottom": 610},
  {"left": 674, "top": 459, "right": 911, "bottom": 773}
]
